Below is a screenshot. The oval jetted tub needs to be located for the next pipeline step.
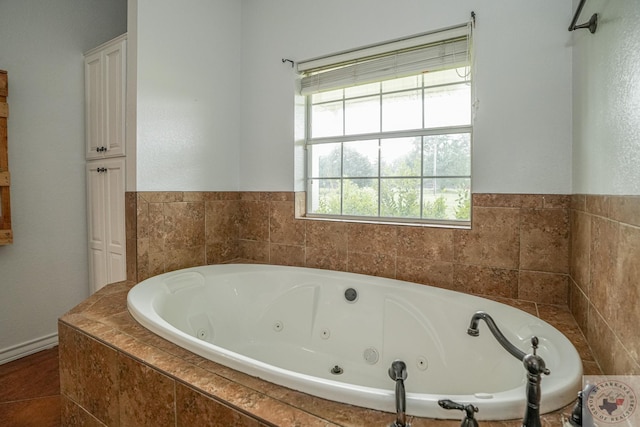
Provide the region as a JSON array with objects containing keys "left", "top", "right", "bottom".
[{"left": 127, "top": 264, "right": 581, "bottom": 421}]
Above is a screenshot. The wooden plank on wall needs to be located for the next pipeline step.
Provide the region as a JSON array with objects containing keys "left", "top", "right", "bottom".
[
  {"left": 0, "top": 230, "right": 12, "bottom": 245},
  {"left": 0, "top": 122, "right": 6, "bottom": 171},
  {"left": 0, "top": 187, "right": 10, "bottom": 228},
  {"left": 0, "top": 70, "right": 10, "bottom": 244},
  {"left": 0, "top": 70, "right": 6, "bottom": 97}
]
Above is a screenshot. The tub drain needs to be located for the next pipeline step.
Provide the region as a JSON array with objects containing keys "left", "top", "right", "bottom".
[{"left": 330, "top": 365, "right": 343, "bottom": 375}]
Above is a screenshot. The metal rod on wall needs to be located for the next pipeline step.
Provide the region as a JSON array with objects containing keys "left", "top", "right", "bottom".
[{"left": 569, "top": 0, "right": 598, "bottom": 34}]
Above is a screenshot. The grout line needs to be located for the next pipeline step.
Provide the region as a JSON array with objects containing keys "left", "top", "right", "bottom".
[{"left": 0, "top": 394, "right": 61, "bottom": 405}]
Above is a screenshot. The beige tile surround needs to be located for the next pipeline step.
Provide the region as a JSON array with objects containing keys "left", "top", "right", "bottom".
[
  {"left": 59, "top": 191, "right": 635, "bottom": 426},
  {"left": 59, "top": 280, "right": 591, "bottom": 427},
  {"left": 126, "top": 190, "right": 640, "bottom": 375},
  {"left": 128, "top": 192, "right": 571, "bottom": 305},
  {"left": 569, "top": 195, "right": 640, "bottom": 375}
]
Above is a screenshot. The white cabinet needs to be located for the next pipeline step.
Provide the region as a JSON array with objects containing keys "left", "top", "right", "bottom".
[
  {"left": 85, "top": 34, "right": 126, "bottom": 159},
  {"left": 87, "top": 158, "right": 126, "bottom": 293},
  {"left": 85, "top": 34, "right": 128, "bottom": 294}
]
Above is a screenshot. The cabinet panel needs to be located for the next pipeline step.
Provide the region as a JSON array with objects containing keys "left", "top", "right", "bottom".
[
  {"left": 87, "top": 162, "right": 106, "bottom": 247},
  {"left": 85, "top": 35, "right": 126, "bottom": 160},
  {"left": 103, "top": 40, "right": 126, "bottom": 157},
  {"left": 105, "top": 160, "right": 126, "bottom": 284},
  {"left": 85, "top": 53, "right": 103, "bottom": 158}
]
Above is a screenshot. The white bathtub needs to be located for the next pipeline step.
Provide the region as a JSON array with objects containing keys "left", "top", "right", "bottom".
[{"left": 127, "top": 264, "right": 582, "bottom": 421}]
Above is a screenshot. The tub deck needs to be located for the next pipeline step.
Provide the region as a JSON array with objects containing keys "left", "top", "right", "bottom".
[{"left": 59, "top": 279, "right": 599, "bottom": 427}]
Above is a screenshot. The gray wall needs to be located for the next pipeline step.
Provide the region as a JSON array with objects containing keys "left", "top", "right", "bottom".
[
  {"left": 0, "top": 0, "right": 127, "bottom": 360},
  {"left": 572, "top": 0, "right": 640, "bottom": 195},
  {"left": 239, "top": 0, "right": 573, "bottom": 193}
]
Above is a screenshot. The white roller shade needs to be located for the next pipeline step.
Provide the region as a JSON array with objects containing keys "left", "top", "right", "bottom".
[{"left": 299, "top": 24, "right": 470, "bottom": 96}]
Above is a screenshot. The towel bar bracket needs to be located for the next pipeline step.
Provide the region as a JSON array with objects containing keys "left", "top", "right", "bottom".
[{"left": 569, "top": 0, "right": 598, "bottom": 34}]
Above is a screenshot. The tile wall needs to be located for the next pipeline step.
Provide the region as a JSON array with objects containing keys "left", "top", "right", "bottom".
[
  {"left": 126, "top": 192, "right": 570, "bottom": 305},
  {"left": 569, "top": 195, "right": 640, "bottom": 375},
  {"left": 124, "top": 191, "right": 640, "bottom": 377}
]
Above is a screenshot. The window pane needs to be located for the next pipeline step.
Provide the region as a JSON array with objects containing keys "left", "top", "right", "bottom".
[
  {"left": 312, "top": 179, "right": 341, "bottom": 215},
  {"left": 343, "top": 140, "right": 378, "bottom": 177},
  {"left": 312, "top": 88, "right": 343, "bottom": 103},
  {"left": 345, "top": 82, "right": 380, "bottom": 98},
  {"left": 380, "top": 178, "right": 421, "bottom": 218},
  {"left": 381, "top": 137, "right": 421, "bottom": 177},
  {"left": 309, "top": 143, "right": 341, "bottom": 178},
  {"left": 422, "top": 179, "right": 450, "bottom": 220},
  {"left": 312, "top": 101, "right": 343, "bottom": 138},
  {"left": 423, "top": 67, "right": 469, "bottom": 87},
  {"left": 345, "top": 96, "right": 380, "bottom": 135},
  {"left": 343, "top": 179, "right": 378, "bottom": 216},
  {"left": 422, "top": 178, "right": 470, "bottom": 220},
  {"left": 450, "top": 178, "right": 471, "bottom": 221},
  {"left": 382, "top": 75, "right": 420, "bottom": 92},
  {"left": 423, "top": 133, "right": 471, "bottom": 177},
  {"left": 424, "top": 83, "right": 471, "bottom": 128},
  {"left": 382, "top": 90, "right": 422, "bottom": 132}
]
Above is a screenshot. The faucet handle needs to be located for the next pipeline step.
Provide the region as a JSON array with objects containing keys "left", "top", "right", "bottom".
[
  {"left": 438, "top": 399, "right": 466, "bottom": 411},
  {"left": 531, "top": 336, "right": 539, "bottom": 353},
  {"left": 438, "top": 400, "right": 479, "bottom": 427},
  {"left": 524, "top": 336, "right": 550, "bottom": 376}
]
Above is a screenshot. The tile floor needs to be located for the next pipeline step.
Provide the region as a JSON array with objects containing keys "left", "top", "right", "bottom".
[{"left": 0, "top": 347, "right": 61, "bottom": 427}]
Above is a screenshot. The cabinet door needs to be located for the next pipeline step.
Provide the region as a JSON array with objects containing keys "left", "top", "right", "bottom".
[
  {"left": 87, "top": 158, "right": 126, "bottom": 293},
  {"left": 87, "top": 162, "right": 107, "bottom": 290},
  {"left": 84, "top": 35, "right": 126, "bottom": 160},
  {"left": 104, "top": 158, "right": 126, "bottom": 285},
  {"left": 103, "top": 39, "right": 126, "bottom": 158},
  {"left": 85, "top": 52, "right": 103, "bottom": 159}
]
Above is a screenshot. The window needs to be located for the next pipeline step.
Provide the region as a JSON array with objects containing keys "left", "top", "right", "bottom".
[{"left": 299, "top": 24, "right": 473, "bottom": 227}]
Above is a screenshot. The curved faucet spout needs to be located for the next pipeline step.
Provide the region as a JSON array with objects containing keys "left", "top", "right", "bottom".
[
  {"left": 388, "top": 360, "right": 409, "bottom": 427},
  {"left": 467, "top": 311, "right": 526, "bottom": 361}
]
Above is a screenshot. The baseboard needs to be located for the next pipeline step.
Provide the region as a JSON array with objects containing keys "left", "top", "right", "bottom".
[{"left": 0, "top": 333, "right": 59, "bottom": 365}]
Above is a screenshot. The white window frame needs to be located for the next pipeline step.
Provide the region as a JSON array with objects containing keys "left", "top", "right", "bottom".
[{"left": 298, "top": 24, "right": 473, "bottom": 228}]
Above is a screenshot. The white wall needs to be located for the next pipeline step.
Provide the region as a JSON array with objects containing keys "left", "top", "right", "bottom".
[
  {"left": 132, "top": 0, "right": 573, "bottom": 194},
  {"left": 134, "top": 0, "right": 242, "bottom": 191},
  {"left": 572, "top": 0, "right": 640, "bottom": 195},
  {"left": 239, "top": 0, "right": 574, "bottom": 194},
  {"left": 0, "top": 0, "right": 126, "bottom": 361}
]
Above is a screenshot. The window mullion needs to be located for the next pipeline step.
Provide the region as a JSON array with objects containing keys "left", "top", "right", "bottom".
[
  {"left": 420, "top": 75, "right": 425, "bottom": 219},
  {"left": 377, "top": 88, "right": 382, "bottom": 217},
  {"left": 340, "top": 92, "right": 346, "bottom": 215},
  {"left": 307, "top": 126, "right": 472, "bottom": 146}
]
